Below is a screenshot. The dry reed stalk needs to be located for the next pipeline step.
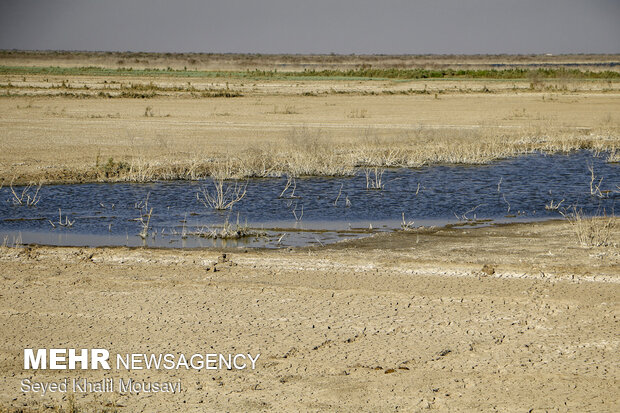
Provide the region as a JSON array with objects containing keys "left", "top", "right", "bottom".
[
  {"left": 48, "top": 208, "right": 74, "bottom": 228},
  {"left": 560, "top": 207, "right": 616, "bottom": 247},
  {"left": 191, "top": 213, "right": 263, "bottom": 239},
  {"left": 9, "top": 180, "right": 41, "bottom": 206},
  {"left": 364, "top": 167, "right": 385, "bottom": 190},
  {"left": 135, "top": 193, "right": 153, "bottom": 239},
  {"left": 607, "top": 150, "right": 620, "bottom": 163},
  {"left": 279, "top": 175, "right": 297, "bottom": 198},
  {"left": 401, "top": 212, "right": 415, "bottom": 231},
  {"left": 545, "top": 199, "right": 564, "bottom": 211},
  {"left": 587, "top": 163, "right": 605, "bottom": 198},
  {"left": 196, "top": 178, "right": 248, "bottom": 210}
]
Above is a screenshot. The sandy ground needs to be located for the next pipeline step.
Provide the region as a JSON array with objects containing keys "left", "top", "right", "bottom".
[
  {"left": 0, "top": 220, "right": 619, "bottom": 412},
  {"left": 1, "top": 90, "right": 619, "bottom": 183}
]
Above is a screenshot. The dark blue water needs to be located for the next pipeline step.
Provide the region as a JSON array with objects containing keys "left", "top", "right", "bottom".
[{"left": 1, "top": 151, "right": 618, "bottom": 248}]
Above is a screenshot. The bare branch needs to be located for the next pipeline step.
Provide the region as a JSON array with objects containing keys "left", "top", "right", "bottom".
[{"left": 197, "top": 178, "right": 248, "bottom": 210}]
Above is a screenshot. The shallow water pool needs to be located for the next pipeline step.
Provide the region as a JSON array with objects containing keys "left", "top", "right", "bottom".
[{"left": 1, "top": 151, "right": 617, "bottom": 248}]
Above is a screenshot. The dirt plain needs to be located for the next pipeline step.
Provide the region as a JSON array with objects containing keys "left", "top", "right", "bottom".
[
  {"left": 1, "top": 52, "right": 619, "bottom": 184},
  {"left": 1, "top": 86, "right": 619, "bottom": 184},
  {"left": 0, "top": 53, "right": 619, "bottom": 412},
  {"left": 0, "top": 220, "right": 619, "bottom": 412}
]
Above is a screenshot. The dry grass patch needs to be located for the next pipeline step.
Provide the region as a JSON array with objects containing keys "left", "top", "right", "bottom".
[
  {"left": 189, "top": 214, "right": 266, "bottom": 240},
  {"left": 18, "top": 125, "right": 619, "bottom": 184},
  {"left": 560, "top": 207, "right": 617, "bottom": 247}
]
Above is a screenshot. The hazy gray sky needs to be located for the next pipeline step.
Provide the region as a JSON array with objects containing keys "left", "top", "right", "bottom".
[{"left": 0, "top": 0, "right": 618, "bottom": 54}]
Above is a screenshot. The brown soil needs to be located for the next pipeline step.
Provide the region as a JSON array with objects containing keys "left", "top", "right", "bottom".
[{"left": 1, "top": 220, "right": 618, "bottom": 411}]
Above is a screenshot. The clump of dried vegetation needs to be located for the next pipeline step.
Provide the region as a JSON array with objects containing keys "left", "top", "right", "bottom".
[
  {"left": 607, "top": 150, "right": 620, "bottom": 163},
  {"left": 400, "top": 212, "right": 416, "bottom": 231},
  {"left": 560, "top": 207, "right": 617, "bottom": 247},
  {"left": 544, "top": 199, "right": 564, "bottom": 211},
  {"left": 190, "top": 214, "right": 265, "bottom": 240},
  {"left": 364, "top": 167, "right": 385, "bottom": 190},
  {"left": 134, "top": 193, "right": 153, "bottom": 239},
  {"left": 196, "top": 161, "right": 248, "bottom": 210},
  {"left": 196, "top": 178, "right": 247, "bottom": 210},
  {"left": 8, "top": 179, "right": 41, "bottom": 206},
  {"left": 48, "top": 208, "right": 74, "bottom": 228}
]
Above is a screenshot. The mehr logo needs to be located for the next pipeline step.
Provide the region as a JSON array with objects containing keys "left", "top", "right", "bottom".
[{"left": 24, "top": 349, "right": 110, "bottom": 370}]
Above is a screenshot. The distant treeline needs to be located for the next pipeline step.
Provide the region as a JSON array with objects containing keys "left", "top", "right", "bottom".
[{"left": 1, "top": 65, "right": 619, "bottom": 80}]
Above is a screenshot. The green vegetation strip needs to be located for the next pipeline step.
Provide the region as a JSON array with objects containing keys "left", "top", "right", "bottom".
[{"left": 1, "top": 66, "right": 619, "bottom": 80}]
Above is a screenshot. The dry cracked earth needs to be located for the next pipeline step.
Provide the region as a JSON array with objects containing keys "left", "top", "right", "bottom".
[{"left": 0, "top": 220, "right": 618, "bottom": 412}]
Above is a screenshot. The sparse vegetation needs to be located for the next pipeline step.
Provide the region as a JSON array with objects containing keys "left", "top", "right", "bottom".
[
  {"left": 545, "top": 199, "right": 564, "bottom": 211},
  {"left": 560, "top": 207, "right": 616, "bottom": 247},
  {"left": 48, "top": 208, "right": 74, "bottom": 228},
  {"left": 347, "top": 108, "right": 368, "bottom": 118},
  {"left": 8, "top": 180, "right": 41, "bottom": 206},
  {"left": 4, "top": 125, "right": 618, "bottom": 185},
  {"left": 607, "top": 150, "right": 620, "bottom": 163},
  {"left": 587, "top": 163, "right": 605, "bottom": 198},
  {"left": 279, "top": 175, "right": 298, "bottom": 198},
  {"left": 2, "top": 64, "right": 618, "bottom": 81},
  {"left": 135, "top": 193, "right": 153, "bottom": 239},
  {"left": 454, "top": 204, "right": 485, "bottom": 221},
  {"left": 292, "top": 202, "right": 304, "bottom": 222},
  {"left": 190, "top": 213, "right": 265, "bottom": 239},
  {"left": 269, "top": 105, "right": 298, "bottom": 114},
  {"left": 196, "top": 178, "right": 248, "bottom": 210},
  {"left": 400, "top": 212, "right": 415, "bottom": 231},
  {"left": 364, "top": 167, "right": 385, "bottom": 190},
  {"left": 201, "top": 89, "right": 242, "bottom": 98},
  {"left": 97, "top": 157, "right": 130, "bottom": 178}
]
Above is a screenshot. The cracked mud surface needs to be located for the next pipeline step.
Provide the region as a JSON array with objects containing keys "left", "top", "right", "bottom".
[{"left": 0, "top": 220, "right": 619, "bottom": 411}]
